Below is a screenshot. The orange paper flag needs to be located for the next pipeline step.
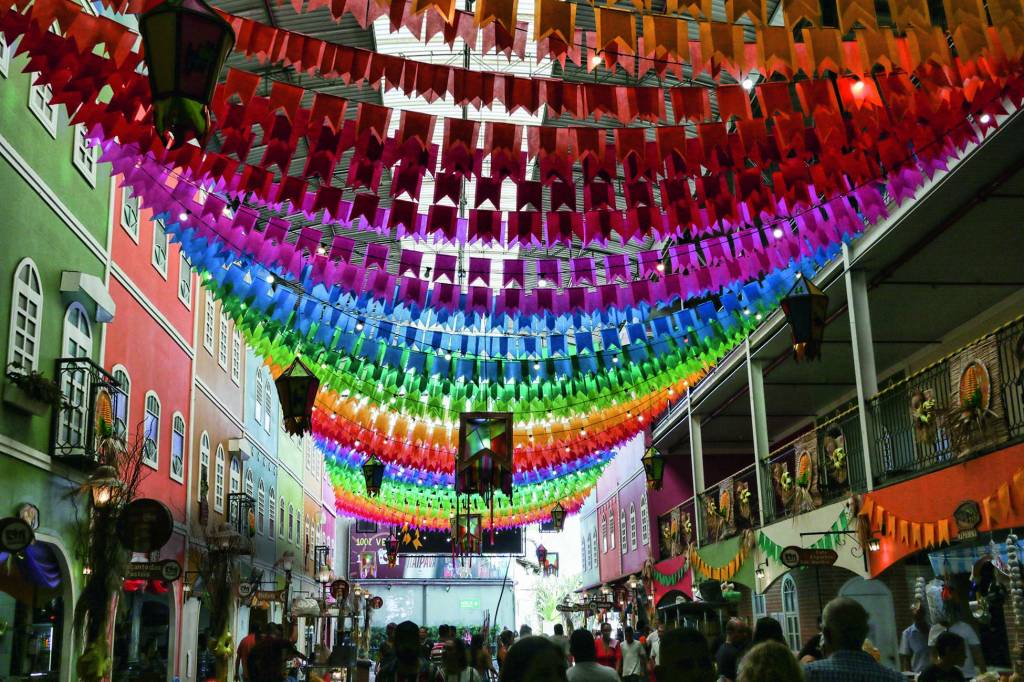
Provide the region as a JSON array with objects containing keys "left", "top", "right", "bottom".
[
  {"left": 898, "top": 520, "right": 910, "bottom": 544},
  {"left": 911, "top": 522, "right": 922, "bottom": 548},
  {"left": 923, "top": 523, "right": 936, "bottom": 548},
  {"left": 595, "top": 6, "right": 637, "bottom": 54},
  {"left": 534, "top": 0, "right": 574, "bottom": 43},
  {"left": 937, "top": 518, "right": 951, "bottom": 546}
]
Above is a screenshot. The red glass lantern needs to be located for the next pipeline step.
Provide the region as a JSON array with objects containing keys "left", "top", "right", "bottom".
[
  {"left": 274, "top": 358, "right": 319, "bottom": 437},
  {"left": 780, "top": 276, "right": 829, "bottom": 361},
  {"left": 139, "top": 0, "right": 235, "bottom": 149}
]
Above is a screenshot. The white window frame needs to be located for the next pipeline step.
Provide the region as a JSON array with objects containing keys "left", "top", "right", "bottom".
[
  {"left": 268, "top": 487, "right": 276, "bottom": 537},
  {"left": 262, "top": 370, "right": 273, "bottom": 431},
  {"left": 111, "top": 366, "right": 130, "bottom": 438},
  {"left": 120, "top": 187, "right": 139, "bottom": 241},
  {"left": 640, "top": 493, "right": 651, "bottom": 546},
  {"left": 142, "top": 392, "right": 161, "bottom": 469},
  {"left": 629, "top": 503, "right": 637, "bottom": 550},
  {"left": 152, "top": 219, "right": 168, "bottom": 278},
  {"left": 214, "top": 446, "right": 225, "bottom": 513},
  {"left": 218, "top": 314, "right": 228, "bottom": 369},
  {"left": 230, "top": 458, "right": 241, "bottom": 495},
  {"left": 178, "top": 252, "right": 192, "bottom": 308},
  {"left": 244, "top": 469, "right": 254, "bottom": 499},
  {"left": 608, "top": 510, "right": 615, "bottom": 551},
  {"left": 7, "top": 258, "right": 43, "bottom": 372},
  {"left": 752, "top": 592, "right": 767, "bottom": 620},
  {"left": 230, "top": 329, "right": 241, "bottom": 384},
  {"left": 255, "top": 368, "right": 265, "bottom": 425},
  {"left": 601, "top": 517, "right": 607, "bottom": 554},
  {"left": 199, "top": 432, "right": 210, "bottom": 501},
  {"left": 279, "top": 497, "right": 286, "bottom": 539},
  {"left": 59, "top": 303, "right": 93, "bottom": 451},
  {"left": 170, "top": 412, "right": 185, "bottom": 483},
  {"left": 203, "top": 292, "right": 215, "bottom": 353},
  {"left": 257, "top": 480, "right": 265, "bottom": 534},
  {"left": 28, "top": 83, "right": 57, "bottom": 137},
  {"left": 592, "top": 531, "right": 598, "bottom": 568},
  {"left": 72, "top": 124, "right": 98, "bottom": 186},
  {"left": 620, "top": 508, "right": 628, "bottom": 555},
  {"left": 0, "top": 34, "right": 11, "bottom": 78},
  {"left": 781, "top": 575, "right": 801, "bottom": 651},
  {"left": 288, "top": 504, "right": 295, "bottom": 541}
]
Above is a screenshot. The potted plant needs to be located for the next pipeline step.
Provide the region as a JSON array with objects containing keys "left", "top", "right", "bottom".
[{"left": 4, "top": 364, "right": 65, "bottom": 416}]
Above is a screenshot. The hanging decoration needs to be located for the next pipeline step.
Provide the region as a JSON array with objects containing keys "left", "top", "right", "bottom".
[
  {"left": 757, "top": 509, "right": 851, "bottom": 562},
  {"left": 549, "top": 502, "right": 566, "bottom": 532},
  {"left": 649, "top": 556, "right": 690, "bottom": 586},
  {"left": 385, "top": 530, "right": 400, "bottom": 567},
  {"left": 641, "top": 446, "right": 665, "bottom": 490},
  {"left": 689, "top": 542, "right": 751, "bottom": 582},
  {"left": 452, "top": 511, "right": 483, "bottom": 560},
  {"left": 274, "top": 357, "right": 320, "bottom": 437},
  {"left": 781, "top": 276, "right": 829, "bottom": 361}
]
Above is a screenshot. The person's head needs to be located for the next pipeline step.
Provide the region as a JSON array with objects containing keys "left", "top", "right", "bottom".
[
  {"left": 569, "top": 629, "right": 598, "bottom": 663},
  {"left": 419, "top": 626, "right": 428, "bottom": 642},
  {"left": 395, "top": 621, "right": 423, "bottom": 663},
  {"left": 600, "top": 621, "right": 612, "bottom": 641},
  {"left": 438, "top": 624, "right": 450, "bottom": 639},
  {"left": 498, "top": 636, "right": 567, "bottom": 682},
  {"left": 821, "top": 597, "right": 870, "bottom": 652},
  {"left": 726, "top": 617, "right": 749, "bottom": 643},
  {"left": 751, "top": 617, "right": 785, "bottom": 645},
  {"left": 911, "top": 602, "right": 928, "bottom": 628},
  {"left": 443, "top": 637, "right": 468, "bottom": 673},
  {"left": 471, "top": 633, "right": 485, "bottom": 652},
  {"left": 935, "top": 631, "right": 966, "bottom": 668},
  {"left": 519, "top": 624, "right": 533, "bottom": 637},
  {"left": 386, "top": 622, "right": 397, "bottom": 640},
  {"left": 248, "top": 637, "right": 300, "bottom": 682},
  {"left": 737, "top": 641, "right": 804, "bottom": 682},
  {"left": 657, "top": 621, "right": 666, "bottom": 636},
  {"left": 500, "top": 629, "right": 515, "bottom": 647},
  {"left": 553, "top": 623, "right": 564, "bottom": 636},
  {"left": 654, "top": 628, "right": 715, "bottom": 682},
  {"left": 250, "top": 623, "right": 263, "bottom": 638},
  {"left": 624, "top": 626, "right": 635, "bottom": 643}
]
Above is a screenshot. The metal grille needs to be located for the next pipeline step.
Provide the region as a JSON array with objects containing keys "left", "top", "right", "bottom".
[{"left": 51, "top": 357, "right": 126, "bottom": 468}]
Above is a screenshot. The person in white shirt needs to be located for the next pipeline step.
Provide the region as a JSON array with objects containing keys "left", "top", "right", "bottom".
[
  {"left": 567, "top": 629, "right": 620, "bottom": 682},
  {"left": 647, "top": 621, "right": 665, "bottom": 673},
  {"left": 928, "top": 606, "right": 986, "bottom": 678},
  {"left": 899, "top": 603, "right": 931, "bottom": 674},
  {"left": 618, "top": 626, "right": 647, "bottom": 682}
]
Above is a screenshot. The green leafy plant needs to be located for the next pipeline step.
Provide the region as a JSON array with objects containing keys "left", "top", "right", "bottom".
[{"left": 6, "top": 364, "right": 66, "bottom": 409}]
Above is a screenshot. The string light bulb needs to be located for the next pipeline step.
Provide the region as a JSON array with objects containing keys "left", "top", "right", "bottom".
[
  {"left": 591, "top": 54, "right": 603, "bottom": 67},
  {"left": 741, "top": 77, "right": 754, "bottom": 91}
]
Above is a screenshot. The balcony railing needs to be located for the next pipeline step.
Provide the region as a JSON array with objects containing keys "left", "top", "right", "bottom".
[
  {"left": 51, "top": 357, "right": 126, "bottom": 469},
  {"left": 656, "top": 497, "right": 695, "bottom": 561},
  {"left": 697, "top": 464, "right": 759, "bottom": 546},
  {"left": 868, "top": 316, "right": 1024, "bottom": 487},
  {"left": 759, "top": 405, "right": 867, "bottom": 525}
]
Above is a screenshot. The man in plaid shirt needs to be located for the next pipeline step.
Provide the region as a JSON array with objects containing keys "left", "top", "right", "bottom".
[{"left": 804, "top": 598, "right": 904, "bottom": 682}]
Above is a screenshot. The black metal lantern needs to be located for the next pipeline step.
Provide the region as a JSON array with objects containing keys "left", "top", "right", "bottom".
[
  {"left": 641, "top": 447, "right": 665, "bottom": 490},
  {"left": 362, "top": 455, "right": 385, "bottom": 497},
  {"left": 139, "top": 0, "right": 235, "bottom": 149},
  {"left": 550, "top": 502, "right": 567, "bottom": 532},
  {"left": 780, "top": 276, "right": 829, "bottom": 361},
  {"left": 536, "top": 544, "right": 548, "bottom": 567},
  {"left": 274, "top": 357, "right": 320, "bottom": 437}
]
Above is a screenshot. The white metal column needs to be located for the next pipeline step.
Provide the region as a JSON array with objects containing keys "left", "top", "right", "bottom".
[
  {"left": 745, "top": 341, "right": 770, "bottom": 526},
  {"left": 687, "top": 393, "right": 705, "bottom": 548},
  {"left": 843, "top": 244, "right": 878, "bottom": 491}
]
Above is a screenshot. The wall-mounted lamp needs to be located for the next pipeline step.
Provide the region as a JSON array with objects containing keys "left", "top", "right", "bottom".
[{"left": 754, "top": 559, "right": 769, "bottom": 581}]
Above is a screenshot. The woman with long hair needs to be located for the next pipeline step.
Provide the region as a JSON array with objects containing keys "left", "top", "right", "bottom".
[
  {"left": 737, "top": 641, "right": 804, "bottom": 682},
  {"left": 470, "top": 633, "right": 496, "bottom": 681},
  {"left": 441, "top": 637, "right": 482, "bottom": 682}
]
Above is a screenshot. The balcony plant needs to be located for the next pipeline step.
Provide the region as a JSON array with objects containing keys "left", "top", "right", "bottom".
[{"left": 4, "top": 364, "right": 66, "bottom": 416}]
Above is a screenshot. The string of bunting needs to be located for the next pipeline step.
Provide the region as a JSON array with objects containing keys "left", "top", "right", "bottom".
[
  {"left": 757, "top": 509, "right": 851, "bottom": 563},
  {"left": 650, "top": 557, "right": 690, "bottom": 586},
  {"left": 688, "top": 541, "right": 750, "bottom": 582}
]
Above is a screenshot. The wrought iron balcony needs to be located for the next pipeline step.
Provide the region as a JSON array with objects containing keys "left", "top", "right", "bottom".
[{"left": 50, "top": 357, "right": 126, "bottom": 469}]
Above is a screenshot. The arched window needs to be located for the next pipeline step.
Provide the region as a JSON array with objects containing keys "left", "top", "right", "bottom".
[
  {"left": 203, "top": 292, "right": 215, "bottom": 352},
  {"left": 244, "top": 469, "right": 254, "bottom": 498},
  {"left": 262, "top": 369, "right": 273, "bottom": 431},
  {"left": 7, "top": 258, "right": 43, "bottom": 371},
  {"left": 640, "top": 493, "right": 650, "bottom": 546},
  {"left": 230, "top": 329, "right": 241, "bottom": 384},
  {"left": 600, "top": 517, "right": 607, "bottom": 553},
  {"left": 620, "top": 508, "right": 628, "bottom": 555},
  {"left": 59, "top": 303, "right": 93, "bottom": 449},
  {"left": 629, "top": 503, "right": 637, "bottom": 550},
  {"left": 170, "top": 413, "right": 185, "bottom": 482},
  {"left": 111, "top": 366, "right": 130, "bottom": 438},
  {"left": 230, "top": 458, "right": 241, "bottom": 495},
  {"left": 279, "top": 497, "right": 286, "bottom": 539},
  {"left": 287, "top": 504, "right": 295, "bottom": 541},
  {"left": 257, "top": 480, "right": 266, "bottom": 534},
  {"left": 214, "top": 446, "right": 225, "bottom": 513},
  {"left": 592, "top": 531, "right": 598, "bottom": 568},
  {"left": 781, "top": 575, "right": 801, "bottom": 650},
  {"left": 142, "top": 392, "right": 160, "bottom": 468},
  {"left": 608, "top": 510, "right": 615, "bottom": 551},
  {"left": 268, "top": 488, "right": 276, "bottom": 536},
  {"left": 255, "top": 369, "right": 264, "bottom": 425},
  {"left": 199, "top": 432, "right": 210, "bottom": 500}
]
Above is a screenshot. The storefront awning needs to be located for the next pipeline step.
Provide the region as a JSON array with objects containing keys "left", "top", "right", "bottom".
[{"left": 927, "top": 538, "right": 1024, "bottom": 576}]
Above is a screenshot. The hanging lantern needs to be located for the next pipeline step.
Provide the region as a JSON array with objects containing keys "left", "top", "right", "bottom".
[
  {"left": 550, "top": 502, "right": 567, "bottom": 532},
  {"left": 780, "top": 276, "right": 829, "bottom": 361},
  {"left": 138, "top": 0, "right": 235, "bottom": 149},
  {"left": 362, "top": 455, "right": 385, "bottom": 497},
  {"left": 641, "top": 447, "right": 665, "bottom": 491},
  {"left": 274, "top": 357, "right": 320, "bottom": 437},
  {"left": 385, "top": 532, "right": 400, "bottom": 567},
  {"left": 536, "top": 544, "right": 548, "bottom": 567},
  {"left": 86, "top": 465, "right": 122, "bottom": 509},
  {"left": 457, "top": 412, "right": 514, "bottom": 503},
  {"left": 451, "top": 511, "right": 483, "bottom": 556}
]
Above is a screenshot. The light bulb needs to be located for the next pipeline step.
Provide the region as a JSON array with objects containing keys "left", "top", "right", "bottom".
[
  {"left": 179, "top": 212, "right": 189, "bottom": 221},
  {"left": 741, "top": 78, "right": 754, "bottom": 91},
  {"left": 317, "top": 246, "right": 326, "bottom": 255},
  {"left": 980, "top": 113, "right": 992, "bottom": 124},
  {"left": 265, "top": 274, "right": 275, "bottom": 284},
  {"left": 656, "top": 263, "right": 665, "bottom": 273},
  {"left": 538, "top": 278, "right": 548, "bottom": 287},
  {"left": 612, "top": 356, "right": 619, "bottom": 364},
  {"left": 533, "top": 362, "right": 540, "bottom": 370},
  {"left": 591, "top": 54, "right": 603, "bottom": 67},
  {"left": 355, "top": 322, "right": 364, "bottom": 331},
  {"left": 772, "top": 227, "right": 784, "bottom": 239},
  {"left": 851, "top": 80, "right": 865, "bottom": 94},
  {"left": 444, "top": 352, "right": 452, "bottom": 361}
]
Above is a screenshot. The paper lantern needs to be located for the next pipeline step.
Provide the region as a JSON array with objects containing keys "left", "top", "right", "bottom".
[
  {"left": 274, "top": 357, "right": 319, "bottom": 436},
  {"left": 536, "top": 544, "right": 548, "bottom": 566},
  {"left": 550, "top": 502, "right": 567, "bottom": 531},
  {"left": 641, "top": 447, "right": 665, "bottom": 490},
  {"left": 452, "top": 511, "right": 483, "bottom": 556},
  {"left": 780, "top": 276, "right": 829, "bottom": 361},
  {"left": 362, "top": 455, "right": 385, "bottom": 497},
  {"left": 138, "top": 0, "right": 235, "bottom": 149}
]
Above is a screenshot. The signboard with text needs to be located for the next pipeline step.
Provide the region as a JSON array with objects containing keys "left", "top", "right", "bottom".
[
  {"left": 349, "top": 527, "right": 515, "bottom": 580},
  {"left": 780, "top": 546, "right": 838, "bottom": 568}
]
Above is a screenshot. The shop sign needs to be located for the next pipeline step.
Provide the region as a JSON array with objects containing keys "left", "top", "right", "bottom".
[
  {"left": 117, "top": 498, "right": 174, "bottom": 553},
  {"left": 460, "top": 599, "right": 480, "bottom": 609},
  {"left": 590, "top": 598, "right": 616, "bottom": 610},
  {"left": 555, "top": 603, "right": 575, "bottom": 613},
  {"left": 954, "top": 500, "right": 982, "bottom": 540},
  {"left": 125, "top": 559, "right": 182, "bottom": 582},
  {"left": 255, "top": 589, "right": 286, "bottom": 603},
  {"left": 0, "top": 517, "right": 34, "bottom": 553},
  {"left": 780, "top": 546, "right": 838, "bottom": 568},
  {"left": 238, "top": 582, "right": 256, "bottom": 598}
]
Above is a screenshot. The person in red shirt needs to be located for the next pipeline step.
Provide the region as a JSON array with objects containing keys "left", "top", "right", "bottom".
[
  {"left": 235, "top": 623, "right": 263, "bottom": 682},
  {"left": 594, "top": 622, "right": 621, "bottom": 670}
]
